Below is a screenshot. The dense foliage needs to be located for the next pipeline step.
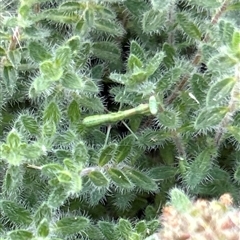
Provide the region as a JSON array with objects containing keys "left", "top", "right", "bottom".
[{"left": 0, "top": 0, "right": 240, "bottom": 239}]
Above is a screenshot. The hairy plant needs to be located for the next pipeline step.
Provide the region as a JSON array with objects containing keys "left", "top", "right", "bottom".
[{"left": 0, "top": 0, "right": 240, "bottom": 239}]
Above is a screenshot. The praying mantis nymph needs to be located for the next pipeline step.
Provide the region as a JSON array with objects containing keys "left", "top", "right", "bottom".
[{"left": 82, "top": 96, "right": 158, "bottom": 127}]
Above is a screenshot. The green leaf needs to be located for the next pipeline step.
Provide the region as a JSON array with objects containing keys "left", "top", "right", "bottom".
[
  {"left": 57, "top": 170, "right": 72, "bottom": 183},
  {"left": 18, "top": 114, "right": 39, "bottom": 135},
  {"left": 149, "top": 95, "right": 158, "bottom": 115},
  {"left": 98, "top": 221, "right": 116, "bottom": 239},
  {"left": 142, "top": 9, "right": 166, "bottom": 33},
  {"left": 2, "top": 66, "right": 17, "bottom": 94},
  {"left": 108, "top": 168, "right": 133, "bottom": 189},
  {"left": 127, "top": 54, "right": 143, "bottom": 71},
  {"left": 148, "top": 166, "right": 177, "bottom": 180},
  {"left": 219, "top": 20, "right": 234, "bottom": 46},
  {"left": 130, "top": 40, "right": 145, "bottom": 61},
  {"left": 75, "top": 18, "right": 89, "bottom": 36},
  {"left": 234, "top": 165, "right": 240, "bottom": 182},
  {"left": 163, "top": 43, "right": 175, "bottom": 68},
  {"left": 43, "top": 102, "right": 61, "bottom": 124},
  {"left": 95, "top": 19, "right": 125, "bottom": 36},
  {"left": 7, "top": 49, "right": 21, "bottom": 66},
  {"left": 6, "top": 129, "right": 21, "bottom": 149},
  {"left": 42, "top": 121, "right": 56, "bottom": 137},
  {"left": 40, "top": 60, "right": 63, "bottom": 81},
  {"left": 73, "top": 142, "right": 89, "bottom": 164},
  {"left": 135, "top": 220, "right": 147, "bottom": 234},
  {"left": 28, "top": 41, "right": 52, "bottom": 62},
  {"left": 47, "top": 186, "right": 68, "bottom": 208},
  {"left": 8, "top": 230, "right": 33, "bottom": 240},
  {"left": 42, "top": 163, "right": 64, "bottom": 177},
  {"left": 194, "top": 106, "right": 229, "bottom": 130},
  {"left": 117, "top": 218, "right": 132, "bottom": 238},
  {"left": 89, "top": 171, "right": 109, "bottom": 187},
  {"left": 67, "top": 100, "right": 81, "bottom": 123},
  {"left": 30, "top": 76, "right": 52, "bottom": 97},
  {"left": 157, "top": 110, "right": 180, "bottom": 129},
  {"left": 169, "top": 188, "right": 192, "bottom": 213},
  {"left": 231, "top": 31, "right": 240, "bottom": 57},
  {"left": 55, "top": 216, "right": 89, "bottom": 237},
  {"left": 61, "top": 72, "right": 84, "bottom": 89},
  {"left": 125, "top": 169, "right": 158, "bottom": 191},
  {"left": 227, "top": 126, "right": 240, "bottom": 143},
  {"left": 115, "top": 135, "right": 134, "bottom": 163},
  {"left": 37, "top": 218, "right": 50, "bottom": 237},
  {"left": 66, "top": 36, "right": 81, "bottom": 53},
  {"left": 0, "top": 200, "right": 32, "bottom": 226},
  {"left": 98, "top": 143, "right": 117, "bottom": 167},
  {"left": 177, "top": 13, "right": 202, "bottom": 40},
  {"left": 227, "top": 2, "right": 240, "bottom": 11},
  {"left": 84, "top": 8, "right": 95, "bottom": 27},
  {"left": 34, "top": 203, "right": 52, "bottom": 227},
  {"left": 183, "top": 149, "right": 213, "bottom": 190},
  {"left": 55, "top": 46, "right": 71, "bottom": 67},
  {"left": 92, "top": 41, "right": 121, "bottom": 62},
  {"left": 206, "top": 77, "right": 236, "bottom": 106},
  {"left": 146, "top": 51, "right": 165, "bottom": 76}
]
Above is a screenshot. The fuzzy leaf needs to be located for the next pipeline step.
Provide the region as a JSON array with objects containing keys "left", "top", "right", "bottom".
[
  {"left": 135, "top": 220, "right": 147, "bottom": 234},
  {"left": 40, "top": 60, "right": 63, "bottom": 81},
  {"left": 148, "top": 166, "right": 177, "bottom": 180},
  {"left": 206, "top": 77, "right": 236, "bottom": 106},
  {"left": 34, "top": 203, "right": 52, "bottom": 227},
  {"left": 142, "top": 9, "right": 166, "bottom": 33},
  {"left": 89, "top": 171, "right": 109, "bottom": 187},
  {"left": 169, "top": 188, "right": 192, "bottom": 213},
  {"left": 115, "top": 135, "right": 134, "bottom": 163},
  {"left": 37, "top": 218, "right": 50, "bottom": 237},
  {"left": 57, "top": 170, "right": 72, "bottom": 183},
  {"left": 47, "top": 186, "right": 68, "bottom": 208},
  {"left": 146, "top": 52, "right": 165, "bottom": 76},
  {"left": 98, "top": 143, "right": 117, "bottom": 166},
  {"left": 6, "top": 130, "right": 21, "bottom": 149},
  {"left": 7, "top": 49, "right": 21, "bottom": 66},
  {"left": 234, "top": 165, "right": 240, "bottom": 182},
  {"left": 194, "top": 106, "right": 229, "bottom": 129},
  {"left": 2, "top": 66, "right": 17, "bottom": 94},
  {"left": 28, "top": 41, "right": 52, "bottom": 62},
  {"left": 42, "top": 121, "right": 56, "bottom": 137},
  {"left": 18, "top": 114, "right": 39, "bottom": 135},
  {"left": 67, "top": 100, "right": 81, "bottom": 123},
  {"left": 41, "top": 163, "right": 64, "bottom": 177},
  {"left": 55, "top": 216, "right": 89, "bottom": 237},
  {"left": 43, "top": 102, "right": 61, "bottom": 124},
  {"left": 84, "top": 8, "right": 95, "bottom": 27},
  {"left": 130, "top": 40, "right": 145, "bottom": 61},
  {"left": 61, "top": 72, "right": 84, "bottom": 89},
  {"left": 98, "top": 221, "right": 116, "bottom": 239},
  {"left": 125, "top": 169, "right": 158, "bottom": 191},
  {"left": 177, "top": 13, "right": 202, "bottom": 40},
  {"left": 95, "top": 19, "right": 125, "bottom": 36},
  {"left": 184, "top": 149, "right": 213, "bottom": 190},
  {"left": 163, "top": 43, "right": 175, "bottom": 68},
  {"left": 108, "top": 168, "right": 133, "bottom": 188},
  {"left": 219, "top": 20, "right": 234, "bottom": 46},
  {"left": 0, "top": 200, "right": 32, "bottom": 226},
  {"left": 8, "top": 230, "right": 33, "bottom": 240},
  {"left": 92, "top": 42, "right": 121, "bottom": 62},
  {"left": 227, "top": 126, "right": 240, "bottom": 143},
  {"left": 55, "top": 46, "right": 71, "bottom": 67},
  {"left": 117, "top": 218, "right": 132, "bottom": 238},
  {"left": 231, "top": 31, "right": 240, "bottom": 58},
  {"left": 157, "top": 110, "right": 180, "bottom": 129},
  {"left": 66, "top": 36, "right": 81, "bottom": 53},
  {"left": 128, "top": 54, "right": 143, "bottom": 71}
]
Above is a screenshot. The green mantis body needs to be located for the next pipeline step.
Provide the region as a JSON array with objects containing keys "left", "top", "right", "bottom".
[{"left": 82, "top": 96, "right": 158, "bottom": 127}]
